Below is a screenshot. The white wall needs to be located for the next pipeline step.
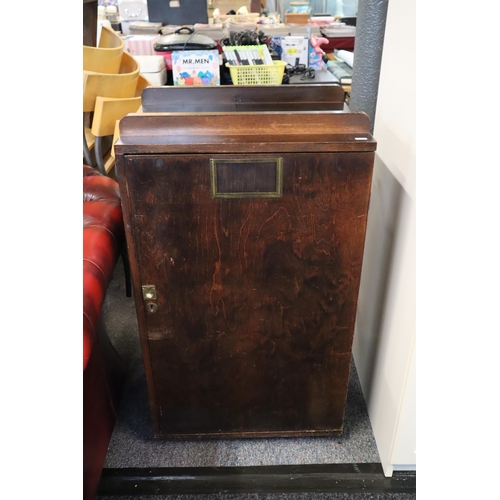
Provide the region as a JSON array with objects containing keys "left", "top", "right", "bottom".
[{"left": 352, "top": 0, "right": 416, "bottom": 477}]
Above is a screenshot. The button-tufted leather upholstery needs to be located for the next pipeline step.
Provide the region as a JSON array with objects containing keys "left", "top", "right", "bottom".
[
  {"left": 83, "top": 164, "right": 124, "bottom": 370},
  {"left": 83, "top": 164, "right": 125, "bottom": 500}
]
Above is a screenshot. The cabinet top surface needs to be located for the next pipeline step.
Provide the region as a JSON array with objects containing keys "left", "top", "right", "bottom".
[{"left": 115, "top": 110, "right": 377, "bottom": 153}]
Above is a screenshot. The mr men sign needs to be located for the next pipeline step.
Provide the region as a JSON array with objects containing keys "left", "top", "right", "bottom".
[{"left": 172, "top": 50, "right": 220, "bottom": 86}]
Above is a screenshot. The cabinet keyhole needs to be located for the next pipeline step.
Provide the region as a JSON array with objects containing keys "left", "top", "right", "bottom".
[{"left": 146, "top": 303, "right": 158, "bottom": 314}]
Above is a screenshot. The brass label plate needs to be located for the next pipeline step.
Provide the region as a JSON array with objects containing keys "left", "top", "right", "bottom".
[{"left": 210, "top": 158, "right": 283, "bottom": 199}]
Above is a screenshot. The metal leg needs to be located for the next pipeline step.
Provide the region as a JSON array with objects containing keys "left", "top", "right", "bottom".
[
  {"left": 94, "top": 136, "right": 107, "bottom": 175},
  {"left": 83, "top": 124, "right": 94, "bottom": 167},
  {"left": 121, "top": 246, "right": 132, "bottom": 298}
]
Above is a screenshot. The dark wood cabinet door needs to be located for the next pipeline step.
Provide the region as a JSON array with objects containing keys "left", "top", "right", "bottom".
[{"left": 121, "top": 151, "right": 374, "bottom": 439}]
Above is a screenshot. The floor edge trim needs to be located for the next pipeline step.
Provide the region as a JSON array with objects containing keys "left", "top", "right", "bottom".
[{"left": 97, "top": 463, "right": 416, "bottom": 496}]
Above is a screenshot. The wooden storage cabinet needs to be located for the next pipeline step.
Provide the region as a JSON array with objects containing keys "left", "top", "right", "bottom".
[{"left": 115, "top": 86, "right": 376, "bottom": 439}]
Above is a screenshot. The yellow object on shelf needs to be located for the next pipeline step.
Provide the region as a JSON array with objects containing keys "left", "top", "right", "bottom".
[{"left": 226, "top": 60, "right": 287, "bottom": 85}]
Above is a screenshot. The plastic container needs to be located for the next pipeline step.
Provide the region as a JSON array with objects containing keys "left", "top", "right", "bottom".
[
  {"left": 226, "top": 60, "right": 287, "bottom": 85},
  {"left": 285, "top": 1, "right": 311, "bottom": 24}
]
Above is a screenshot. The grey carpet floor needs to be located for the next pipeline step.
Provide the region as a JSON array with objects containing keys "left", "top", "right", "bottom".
[
  {"left": 102, "top": 356, "right": 379, "bottom": 467},
  {"left": 97, "top": 259, "right": 414, "bottom": 498},
  {"left": 101, "top": 257, "right": 380, "bottom": 468}
]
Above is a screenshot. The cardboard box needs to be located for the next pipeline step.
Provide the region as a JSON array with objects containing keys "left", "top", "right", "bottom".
[
  {"left": 118, "top": 1, "right": 149, "bottom": 21},
  {"left": 281, "top": 36, "right": 308, "bottom": 67},
  {"left": 308, "top": 43, "right": 327, "bottom": 70},
  {"left": 285, "top": 13, "right": 310, "bottom": 25},
  {"left": 134, "top": 55, "right": 167, "bottom": 85},
  {"left": 172, "top": 50, "right": 220, "bottom": 86},
  {"left": 268, "top": 36, "right": 283, "bottom": 59},
  {"left": 124, "top": 34, "right": 160, "bottom": 56}
]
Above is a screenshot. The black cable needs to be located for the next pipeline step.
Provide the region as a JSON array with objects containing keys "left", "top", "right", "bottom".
[
  {"left": 220, "top": 29, "right": 270, "bottom": 47},
  {"left": 182, "top": 30, "right": 197, "bottom": 51}
]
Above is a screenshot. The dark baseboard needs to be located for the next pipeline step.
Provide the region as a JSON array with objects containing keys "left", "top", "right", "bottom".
[{"left": 97, "top": 463, "right": 416, "bottom": 496}]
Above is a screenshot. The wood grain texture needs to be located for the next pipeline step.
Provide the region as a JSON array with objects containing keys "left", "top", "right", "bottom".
[
  {"left": 83, "top": 0, "right": 98, "bottom": 47},
  {"left": 115, "top": 91, "right": 376, "bottom": 439},
  {"left": 115, "top": 111, "right": 376, "bottom": 155},
  {"left": 118, "top": 151, "right": 374, "bottom": 438},
  {"left": 141, "top": 85, "right": 346, "bottom": 113}
]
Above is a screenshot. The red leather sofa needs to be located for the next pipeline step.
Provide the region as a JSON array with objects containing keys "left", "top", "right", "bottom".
[{"left": 83, "top": 164, "right": 126, "bottom": 500}]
